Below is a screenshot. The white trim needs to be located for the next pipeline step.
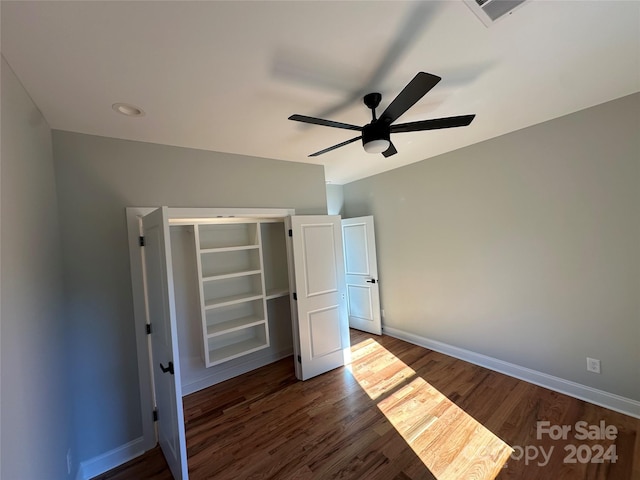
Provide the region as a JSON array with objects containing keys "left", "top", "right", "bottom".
[
  {"left": 167, "top": 207, "right": 295, "bottom": 224},
  {"left": 383, "top": 326, "right": 640, "bottom": 420},
  {"left": 75, "top": 437, "right": 145, "bottom": 480}
]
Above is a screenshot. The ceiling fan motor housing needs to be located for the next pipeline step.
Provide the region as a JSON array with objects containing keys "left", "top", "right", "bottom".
[{"left": 362, "top": 121, "right": 390, "bottom": 147}]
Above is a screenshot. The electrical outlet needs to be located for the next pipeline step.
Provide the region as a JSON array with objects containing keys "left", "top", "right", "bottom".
[
  {"left": 586, "top": 357, "right": 601, "bottom": 374},
  {"left": 381, "top": 309, "right": 385, "bottom": 318},
  {"left": 66, "top": 449, "right": 72, "bottom": 475}
]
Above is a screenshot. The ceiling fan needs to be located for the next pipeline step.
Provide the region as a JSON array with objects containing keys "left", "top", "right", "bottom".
[{"left": 288, "top": 72, "right": 476, "bottom": 158}]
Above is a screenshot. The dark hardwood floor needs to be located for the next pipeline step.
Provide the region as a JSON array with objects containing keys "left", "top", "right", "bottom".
[{"left": 95, "top": 330, "right": 640, "bottom": 480}]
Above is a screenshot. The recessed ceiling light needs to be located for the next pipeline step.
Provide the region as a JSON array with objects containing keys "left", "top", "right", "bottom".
[{"left": 112, "top": 103, "right": 145, "bottom": 117}]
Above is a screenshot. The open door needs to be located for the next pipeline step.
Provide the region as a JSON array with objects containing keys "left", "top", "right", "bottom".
[
  {"left": 142, "top": 207, "right": 189, "bottom": 480},
  {"left": 286, "top": 215, "right": 351, "bottom": 381},
  {"left": 341, "top": 216, "right": 382, "bottom": 335}
]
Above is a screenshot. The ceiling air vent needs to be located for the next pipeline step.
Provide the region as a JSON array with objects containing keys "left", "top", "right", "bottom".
[{"left": 464, "top": 0, "right": 528, "bottom": 26}]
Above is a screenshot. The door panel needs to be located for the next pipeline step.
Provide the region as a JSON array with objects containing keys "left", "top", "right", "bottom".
[
  {"left": 346, "top": 284, "right": 374, "bottom": 320},
  {"left": 301, "top": 224, "right": 339, "bottom": 296},
  {"left": 143, "top": 207, "right": 188, "bottom": 480},
  {"left": 287, "top": 215, "right": 350, "bottom": 381},
  {"left": 343, "top": 225, "right": 370, "bottom": 274},
  {"left": 342, "top": 216, "right": 382, "bottom": 335},
  {"left": 309, "top": 306, "right": 342, "bottom": 357}
]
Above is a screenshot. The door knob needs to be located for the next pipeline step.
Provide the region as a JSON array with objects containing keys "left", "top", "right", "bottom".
[
  {"left": 366, "top": 279, "right": 377, "bottom": 284},
  {"left": 159, "top": 361, "right": 174, "bottom": 375}
]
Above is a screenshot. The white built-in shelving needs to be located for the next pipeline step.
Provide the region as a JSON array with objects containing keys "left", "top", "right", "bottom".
[
  {"left": 194, "top": 221, "right": 290, "bottom": 368},
  {"left": 194, "top": 222, "right": 269, "bottom": 367}
]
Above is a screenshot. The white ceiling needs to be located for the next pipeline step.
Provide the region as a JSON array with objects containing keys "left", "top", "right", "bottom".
[{"left": 2, "top": 1, "right": 639, "bottom": 184}]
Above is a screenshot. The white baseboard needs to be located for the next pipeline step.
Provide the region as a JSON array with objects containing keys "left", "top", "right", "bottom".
[
  {"left": 76, "top": 437, "right": 145, "bottom": 480},
  {"left": 181, "top": 348, "right": 293, "bottom": 396},
  {"left": 383, "top": 326, "right": 640, "bottom": 420}
]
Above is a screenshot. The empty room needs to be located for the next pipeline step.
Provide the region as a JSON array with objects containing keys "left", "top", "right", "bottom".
[{"left": 1, "top": 1, "right": 638, "bottom": 480}]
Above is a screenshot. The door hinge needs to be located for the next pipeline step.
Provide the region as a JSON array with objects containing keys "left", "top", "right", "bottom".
[
  {"left": 288, "top": 229, "right": 292, "bottom": 237},
  {"left": 297, "top": 355, "right": 301, "bottom": 363},
  {"left": 139, "top": 236, "right": 145, "bottom": 247},
  {"left": 152, "top": 409, "right": 158, "bottom": 422},
  {"left": 160, "top": 361, "right": 174, "bottom": 375},
  {"left": 146, "top": 324, "right": 152, "bottom": 335},
  {"left": 293, "top": 292, "right": 297, "bottom": 300}
]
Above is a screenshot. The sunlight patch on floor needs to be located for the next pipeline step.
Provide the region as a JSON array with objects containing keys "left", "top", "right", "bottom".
[{"left": 349, "top": 337, "right": 513, "bottom": 480}]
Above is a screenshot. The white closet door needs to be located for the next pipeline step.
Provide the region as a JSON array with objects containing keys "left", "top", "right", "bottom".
[
  {"left": 342, "top": 216, "right": 381, "bottom": 335},
  {"left": 287, "top": 215, "right": 351, "bottom": 381},
  {"left": 142, "top": 207, "right": 189, "bottom": 480}
]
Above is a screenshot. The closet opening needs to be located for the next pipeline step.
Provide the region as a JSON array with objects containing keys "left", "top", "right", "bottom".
[
  {"left": 127, "top": 207, "right": 351, "bottom": 479},
  {"left": 169, "top": 218, "right": 294, "bottom": 397}
]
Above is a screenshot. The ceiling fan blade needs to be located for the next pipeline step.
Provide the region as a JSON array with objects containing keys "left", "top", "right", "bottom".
[
  {"left": 379, "top": 72, "right": 441, "bottom": 125},
  {"left": 308, "top": 136, "right": 362, "bottom": 157},
  {"left": 382, "top": 142, "right": 398, "bottom": 158},
  {"left": 366, "top": 3, "right": 439, "bottom": 91},
  {"left": 275, "top": 4, "right": 440, "bottom": 123},
  {"left": 289, "top": 114, "right": 362, "bottom": 131},
  {"left": 391, "top": 114, "right": 476, "bottom": 133}
]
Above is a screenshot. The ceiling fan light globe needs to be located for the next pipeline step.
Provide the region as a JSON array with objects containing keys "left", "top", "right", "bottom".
[{"left": 363, "top": 139, "right": 390, "bottom": 154}]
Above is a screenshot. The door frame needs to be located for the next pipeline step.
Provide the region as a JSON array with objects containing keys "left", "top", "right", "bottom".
[{"left": 126, "top": 207, "right": 295, "bottom": 452}]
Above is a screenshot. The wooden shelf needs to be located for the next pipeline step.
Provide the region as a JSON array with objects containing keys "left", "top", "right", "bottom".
[
  {"left": 265, "top": 288, "right": 289, "bottom": 300},
  {"left": 198, "top": 223, "right": 259, "bottom": 250},
  {"left": 206, "top": 316, "right": 265, "bottom": 337},
  {"left": 207, "top": 337, "right": 269, "bottom": 366},
  {"left": 200, "top": 245, "right": 259, "bottom": 254},
  {"left": 204, "top": 293, "right": 264, "bottom": 310},
  {"left": 202, "top": 269, "right": 262, "bottom": 282}
]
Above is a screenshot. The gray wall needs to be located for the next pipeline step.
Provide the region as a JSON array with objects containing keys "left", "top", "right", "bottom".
[
  {"left": 52, "top": 130, "right": 327, "bottom": 463},
  {"left": 1, "top": 57, "right": 72, "bottom": 479},
  {"left": 344, "top": 93, "right": 640, "bottom": 401},
  {"left": 326, "top": 184, "right": 345, "bottom": 216}
]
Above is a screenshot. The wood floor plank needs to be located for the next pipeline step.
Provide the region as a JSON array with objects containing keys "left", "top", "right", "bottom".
[{"left": 95, "top": 330, "right": 639, "bottom": 480}]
